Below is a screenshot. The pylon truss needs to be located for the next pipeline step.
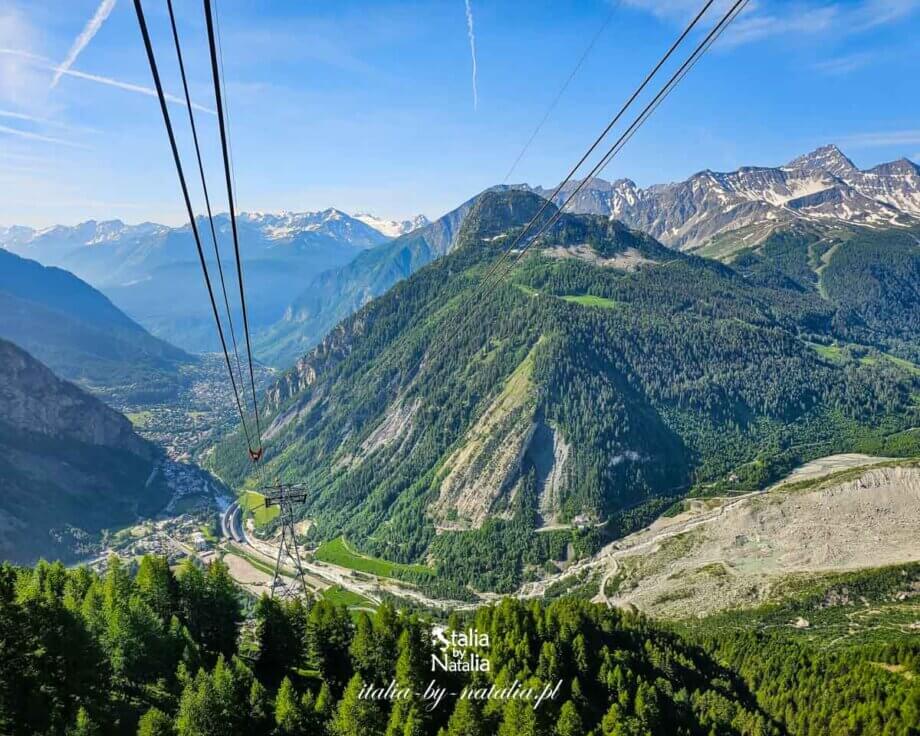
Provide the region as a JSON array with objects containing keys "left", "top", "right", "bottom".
[{"left": 259, "top": 483, "right": 310, "bottom": 599}]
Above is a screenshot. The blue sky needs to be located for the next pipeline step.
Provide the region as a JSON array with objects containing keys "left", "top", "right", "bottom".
[{"left": 1, "top": 0, "right": 919, "bottom": 227}]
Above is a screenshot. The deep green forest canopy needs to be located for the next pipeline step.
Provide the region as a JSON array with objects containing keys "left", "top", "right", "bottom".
[{"left": 3, "top": 555, "right": 918, "bottom": 735}]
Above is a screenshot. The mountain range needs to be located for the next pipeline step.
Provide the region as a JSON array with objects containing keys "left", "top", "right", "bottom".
[
  {"left": 257, "top": 145, "right": 920, "bottom": 367},
  {"left": 210, "top": 188, "right": 920, "bottom": 597},
  {"left": 0, "top": 208, "right": 428, "bottom": 354},
  {"left": 534, "top": 144, "right": 920, "bottom": 251},
  {"left": 352, "top": 212, "right": 431, "bottom": 237},
  {"left": 0, "top": 338, "right": 170, "bottom": 564},
  {"left": 254, "top": 192, "right": 483, "bottom": 366},
  {"left": 3, "top": 145, "right": 917, "bottom": 370}
]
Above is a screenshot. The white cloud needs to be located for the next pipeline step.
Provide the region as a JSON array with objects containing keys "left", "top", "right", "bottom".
[
  {"left": 0, "top": 7, "right": 48, "bottom": 112},
  {"left": 622, "top": 0, "right": 920, "bottom": 46},
  {"left": 0, "top": 108, "right": 46, "bottom": 123},
  {"left": 51, "top": 0, "right": 117, "bottom": 88},
  {"left": 57, "top": 65, "right": 215, "bottom": 115},
  {"left": 838, "top": 130, "right": 920, "bottom": 148},
  {"left": 464, "top": 0, "right": 478, "bottom": 111},
  {"left": 0, "top": 122, "right": 88, "bottom": 148},
  {"left": 812, "top": 51, "right": 875, "bottom": 75}
]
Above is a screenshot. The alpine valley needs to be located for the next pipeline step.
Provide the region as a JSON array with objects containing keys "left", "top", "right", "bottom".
[
  {"left": 210, "top": 172, "right": 920, "bottom": 600},
  {"left": 3, "top": 145, "right": 920, "bottom": 736}
]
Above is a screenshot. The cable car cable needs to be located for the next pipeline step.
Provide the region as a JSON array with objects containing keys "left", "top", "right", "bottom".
[
  {"left": 444, "top": 0, "right": 718, "bottom": 346},
  {"left": 430, "top": 0, "right": 722, "bottom": 359},
  {"left": 164, "top": 0, "right": 248, "bottom": 401},
  {"left": 492, "top": 0, "right": 750, "bottom": 284},
  {"left": 203, "top": 0, "right": 264, "bottom": 461},
  {"left": 132, "top": 0, "right": 254, "bottom": 452},
  {"left": 501, "top": 0, "right": 621, "bottom": 186}
]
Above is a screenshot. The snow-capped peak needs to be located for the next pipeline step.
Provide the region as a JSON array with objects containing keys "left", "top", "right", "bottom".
[{"left": 352, "top": 212, "right": 430, "bottom": 238}]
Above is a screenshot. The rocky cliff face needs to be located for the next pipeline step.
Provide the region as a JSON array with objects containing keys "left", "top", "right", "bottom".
[
  {"left": 0, "top": 339, "right": 153, "bottom": 459},
  {"left": 0, "top": 339, "right": 167, "bottom": 564}
]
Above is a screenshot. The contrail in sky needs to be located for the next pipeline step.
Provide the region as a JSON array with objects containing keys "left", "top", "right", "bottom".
[
  {"left": 51, "top": 0, "right": 117, "bottom": 88},
  {"left": 464, "top": 0, "right": 478, "bottom": 110},
  {"left": 1, "top": 48, "right": 214, "bottom": 114}
]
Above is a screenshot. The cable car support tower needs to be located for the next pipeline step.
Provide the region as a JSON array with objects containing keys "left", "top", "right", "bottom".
[{"left": 259, "top": 483, "right": 310, "bottom": 599}]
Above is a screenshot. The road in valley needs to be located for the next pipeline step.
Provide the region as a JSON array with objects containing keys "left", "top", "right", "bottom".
[{"left": 218, "top": 499, "right": 474, "bottom": 610}]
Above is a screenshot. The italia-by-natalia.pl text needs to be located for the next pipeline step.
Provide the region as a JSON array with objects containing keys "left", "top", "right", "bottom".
[{"left": 357, "top": 626, "right": 563, "bottom": 712}]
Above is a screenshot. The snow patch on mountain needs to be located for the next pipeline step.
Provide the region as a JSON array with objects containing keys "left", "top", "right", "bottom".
[{"left": 352, "top": 212, "right": 430, "bottom": 238}]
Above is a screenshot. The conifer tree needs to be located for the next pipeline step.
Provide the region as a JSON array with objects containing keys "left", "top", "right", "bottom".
[
  {"left": 275, "top": 676, "right": 307, "bottom": 736},
  {"left": 555, "top": 700, "right": 583, "bottom": 736},
  {"left": 135, "top": 556, "right": 179, "bottom": 623},
  {"left": 308, "top": 599, "right": 354, "bottom": 693},
  {"left": 445, "top": 698, "right": 486, "bottom": 736},
  {"left": 331, "top": 675, "right": 385, "bottom": 736},
  {"left": 67, "top": 707, "right": 100, "bottom": 736},
  {"left": 137, "top": 707, "right": 175, "bottom": 736}
]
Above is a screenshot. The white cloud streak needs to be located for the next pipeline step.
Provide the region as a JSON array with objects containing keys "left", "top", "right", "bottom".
[
  {"left": 0, "top": 47, "right": 214, "bottom": 114},
  {"left": 622, "top": 0, "right": 920, "bottom": 46},
  {"left": 51, "top": 0, "right": 117, "bottom": 88},
  {"left": 812, "top": 52, "right": 875, "bottom": 76},
  {"left": 0, "top": 108, "right": 46, "bottom": 123},
  {"left": 0, "top": 122, "right": 88, "bottom": 148},
  {"left": 838, "top": 130, "right": 920, "bottom": 148},
  {"left": 464, "top": 0, "right": 478, "bottom": 110},
  {"left": 60, "top": 65, "right": 215, "bottom": 114}
]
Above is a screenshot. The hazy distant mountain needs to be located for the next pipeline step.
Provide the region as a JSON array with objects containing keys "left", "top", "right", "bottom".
[
  {"left": 3, "top": 209, "right": 388, "bottom": 280},
  {"left": 0, "top": 338, "right": 169, "bottom": 564},
  {"left": 256, "top": 193, "right": 490, "bottom": 366},
  {"left": 352, "top": 212, "right": 430, "bottom": 238},
  {"left": 0, "top": 248, "right": 189, "bottom": 403},
  {"left": 534, "top": 145, "right": 920, "bottom": 250},
  {"left": 0, "top": 209, "right": 393, "bottom": 353}
]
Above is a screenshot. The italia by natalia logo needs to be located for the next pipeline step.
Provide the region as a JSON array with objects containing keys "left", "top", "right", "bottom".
[{"left": 431, "top": 626, "right": 490, "bottom": 673}]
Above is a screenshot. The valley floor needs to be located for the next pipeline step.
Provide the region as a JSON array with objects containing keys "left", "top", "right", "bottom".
[
  {"left": 218, "top": 500, "right": 471, "bottom": 611},
  {"left": 220, "top": 452, "right": 920, "bottom": 626}
]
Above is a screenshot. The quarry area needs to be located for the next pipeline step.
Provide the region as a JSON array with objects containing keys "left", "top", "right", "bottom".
[{"left": 520, "top": 455, "right": 920, "bottom": 618}]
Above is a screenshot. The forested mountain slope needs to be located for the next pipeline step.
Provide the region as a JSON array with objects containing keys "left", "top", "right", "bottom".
[
  {"left": 0, "top": 339, "right": 169, "bottom": 564},
  {"left": 211, "top": 190, "right": 920, "bottom": 596},
  {"left": 0, "top": 249, "right": 190, "bottom": 403},
  {"left": 709, "top": 223, "right": 920, "bottom": 362}
]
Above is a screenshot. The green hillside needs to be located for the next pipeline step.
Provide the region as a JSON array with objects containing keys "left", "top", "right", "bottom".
[
  {"left": 210, "top": 190, "right": 920, "bottom": 596},
  {"left": 701, "top": 223, "right": 920, "bottom": 362}
]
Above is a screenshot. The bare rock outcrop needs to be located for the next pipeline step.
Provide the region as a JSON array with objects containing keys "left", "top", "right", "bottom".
[{"left": 0, "top": 338, "right": 152, "bottom": 458}]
